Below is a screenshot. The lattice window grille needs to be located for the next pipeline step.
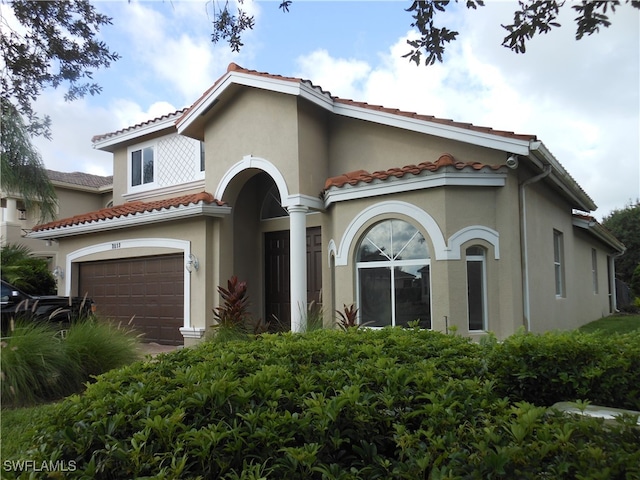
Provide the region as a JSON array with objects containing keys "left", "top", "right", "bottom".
[{"left": 157, "top": 135, "right": 198, "bottom": 186}]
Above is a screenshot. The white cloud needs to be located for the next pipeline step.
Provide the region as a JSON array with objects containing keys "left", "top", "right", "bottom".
[
  {"left": 31, "top": 92, "right": 116, "bottom": 175},
  {"left": 22, "top": 0, "right": 637, "bottom": 220},
  {"left": 292, "top": 3, "right": 639, "bottom": 219},
  {"left": 295, "top": 50, "right": 371, "bottom": 99}
]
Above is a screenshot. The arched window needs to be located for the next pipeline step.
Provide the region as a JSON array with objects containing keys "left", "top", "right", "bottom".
[
  {"left": 466, "top": 245, "right": 487, "bottom": 331},
  {"left": 260, "top": 185, "right": 288, "bottom": 220},
  {"left": 356, "top": 219, "right": 431, "bottom": 328}
]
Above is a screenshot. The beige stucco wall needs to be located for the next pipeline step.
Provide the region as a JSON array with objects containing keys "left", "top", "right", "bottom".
[
  {"left": 327, "top": 116, "right": 505, "bottom": 179},
  {"left": 522, "top": 180, "right": 614, "bottom": 332},
  {"left": 203, "top": 89, "right": 302, "bottom": 199}
]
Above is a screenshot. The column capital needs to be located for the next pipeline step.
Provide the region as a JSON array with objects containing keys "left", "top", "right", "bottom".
[{"left": 287, "top": 204, "right": 309, "bottom": 215}]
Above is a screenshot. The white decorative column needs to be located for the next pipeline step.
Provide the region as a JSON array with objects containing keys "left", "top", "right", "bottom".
[
  {"left": 4, "top": 197, "right": 18, "bottom": 223},
  {"left": 288, "top": 205, "right": 308, "bottom": 332}
]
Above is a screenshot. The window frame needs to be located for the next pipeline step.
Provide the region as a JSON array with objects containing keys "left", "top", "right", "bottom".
[
  {"left": 553, "top": 229, "right": 565, "bottom": 298},
  {"left": 128, "top": 140, "right": 157, "bottom": 191},
  {"left": 592, "top": 248, "right": 598, "bottom": 294},
  {"left": 355, "top": 219, "right": 432, "bottom": 329},
  {"left": 466, "top": 246, "right": 488, "bottom": 332}
]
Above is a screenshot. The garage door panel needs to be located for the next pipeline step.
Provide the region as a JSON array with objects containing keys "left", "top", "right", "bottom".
[{"left": 79, "top": 254, "right": 184, "bottom": 345}]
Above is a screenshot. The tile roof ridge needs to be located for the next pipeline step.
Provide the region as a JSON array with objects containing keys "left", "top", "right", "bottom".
[
  {"left": 32, "top": 192, "right": 224, "bottom": 232},
  {"left": 324, "top": 154, "right": 505, "bottom": 190},
  {"left": 91, "top": 108, "right": 188, "bottom": 143},
  {"left": 225, "top": 62, "right": 333, "bottom": 95},
  {"left": 332, "top": 97, "right": 536, "bottom": 141}
]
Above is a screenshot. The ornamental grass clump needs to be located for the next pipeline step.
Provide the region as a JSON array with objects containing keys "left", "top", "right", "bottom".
[
  {"left": 1, "top": 318, "right": 141, "bottom": 408},
  {"left": 1, "top": 321, "right": 80, "bottom": 407},
  {"left": 63, "top": 318, "right": 141, "bottom": 378}
]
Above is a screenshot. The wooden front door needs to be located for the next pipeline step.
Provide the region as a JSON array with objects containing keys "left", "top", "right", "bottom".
[{"left": 265, "top": 227, "right": 321, "bottom": 331}]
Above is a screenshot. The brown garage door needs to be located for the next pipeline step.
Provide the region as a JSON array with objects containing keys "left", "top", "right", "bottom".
[{"left": 79, "top": 254, "right": 184, "bottom": 345}]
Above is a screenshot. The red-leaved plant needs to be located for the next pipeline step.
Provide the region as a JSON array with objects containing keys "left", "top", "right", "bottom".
[
  {"left": 336, "top": 303, "right": 359, "bottom": 331},
  {"left": 212, "top": 276, "right": 251, "bottom": 331}
]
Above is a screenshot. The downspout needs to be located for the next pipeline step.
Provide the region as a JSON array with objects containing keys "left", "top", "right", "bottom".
[
  {"left": 609, "top": 249, "right": 626, "bottom": 313},
  {"left": 520, "top": 164, "right": 552, "bottom": 332}
]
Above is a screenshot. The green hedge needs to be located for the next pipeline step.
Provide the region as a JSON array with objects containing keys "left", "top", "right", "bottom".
[
  {"left": 12, "top": 328, "right": 639, "bottom": 479},
  {"left": 486, "top": 330, "right": 640, "bottom": 410}
]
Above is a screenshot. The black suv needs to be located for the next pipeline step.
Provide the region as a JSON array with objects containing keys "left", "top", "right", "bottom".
[{"left": 1, "top": 280, "right": 96, "bottom": 336}]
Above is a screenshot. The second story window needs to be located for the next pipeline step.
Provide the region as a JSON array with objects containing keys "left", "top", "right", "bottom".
[
  {"left": 200, "top": 141, "right": 205, "bottom": 173},
  {"left": 131, "top": 145, "right": 154, "bottom": 187}
]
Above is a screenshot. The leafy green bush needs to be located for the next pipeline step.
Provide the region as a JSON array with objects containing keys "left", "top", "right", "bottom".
[
  {"left": 486, "top": 330, "right": 640, "bottom": 410},
  {"left": 1, "top": 318, "right": 140, "bottom": 407},
  {"left": 1, "top": 243, "right": 56, "bottom": 294},
  {"left": 16, "top": 329, "right": 639, "bottom": 479}
]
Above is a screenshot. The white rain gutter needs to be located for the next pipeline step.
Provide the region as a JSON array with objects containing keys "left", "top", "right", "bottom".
[{"left": 520, "top": 164, "right": 552, "bottom": 332}]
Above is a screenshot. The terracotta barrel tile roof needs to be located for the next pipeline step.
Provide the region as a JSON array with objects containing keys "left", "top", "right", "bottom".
[
  {"left": 93, "top": 62, "right": 537, "bottom": 151},
  {"left": 324, "top": 154, "right": 504, "bottom": 190},
  {"left": 175, "top": 62, "right": 536, "bottom": 143},
  {"left": 33, "top": 192, "right": 224, "bottom": 232},
  {"left": 91, "top": 109, "right": 188, "bottom": 144},
  {"left": 331, "top": 97, "right": 536, "bottom": 141}
]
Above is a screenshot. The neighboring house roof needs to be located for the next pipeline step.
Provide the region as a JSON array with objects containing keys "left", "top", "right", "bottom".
[
  {"left": 572, "top": 213, "right": 626, "bottom": 253},
  {"left": 29, "top": 192, "right": 230, "bottom": 239},
  {"left": 47, "top": 170, "right": 113, "bottom": 191}
]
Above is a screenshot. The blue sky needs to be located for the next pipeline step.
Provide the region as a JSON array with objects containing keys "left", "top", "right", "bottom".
[{"left": 15, "top": 0, "right": 640, "bottom": 219}]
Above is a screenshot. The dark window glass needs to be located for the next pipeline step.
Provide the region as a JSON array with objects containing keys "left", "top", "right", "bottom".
[
  {"left": 467, "top": 260, "right": 484, "bottom": 330},
  {"left": 357, "top": 219, "right": 431, "bottom": 328},
  {"left": 359, "top": 267, "right": 392, "bottom": 327},
  {"left": 143, "top": 147, "right": 154, "bottom": 184},
  {"left": 131, "top": 150, "right": 142, "bottom": 186}
]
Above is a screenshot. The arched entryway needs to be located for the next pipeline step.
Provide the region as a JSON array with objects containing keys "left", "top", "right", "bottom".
[{"left": 217, "top": 161, "right": 323, "bottom": 332}]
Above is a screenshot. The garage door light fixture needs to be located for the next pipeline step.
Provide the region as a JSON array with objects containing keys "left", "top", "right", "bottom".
[
  {"left": 53, "top": 266, "right": 64, "bottom": 280},
  {"left": 186, "top": 253, "right": 200, "bottom": 273}
]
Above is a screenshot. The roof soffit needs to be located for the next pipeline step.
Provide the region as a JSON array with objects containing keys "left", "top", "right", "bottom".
[{"left": 572, "top": 214, "right": 625, "bottom": 253}]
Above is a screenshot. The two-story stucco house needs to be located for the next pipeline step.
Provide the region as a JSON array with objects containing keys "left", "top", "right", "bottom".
[
  {"left": 2, "top": 170, "right": 112, "bottom": 271},
  {"left": 29, "top": 63, "right": 625, "bottom": 346}
]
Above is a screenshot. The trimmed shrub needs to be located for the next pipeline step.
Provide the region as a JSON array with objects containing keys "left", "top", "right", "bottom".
[
  {"left": 15, "top": 329, "right": 640, "bottom": 479},
  {"left": 486, "top": 330, "right": 640, "bottom": 410}
]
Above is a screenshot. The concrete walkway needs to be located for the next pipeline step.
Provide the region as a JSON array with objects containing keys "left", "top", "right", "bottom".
[{"left": 138, "top": 342, "right": 179, "bottom": 357}]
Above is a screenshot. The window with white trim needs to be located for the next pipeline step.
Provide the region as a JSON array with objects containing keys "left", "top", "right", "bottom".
[
  {"left": 553, "top": 230, "right": 565, "bottom": 297},
  {"left": 130, "top": 144, "right": 154, "bottom": 187},
  {"left": 466, "top": 245, "right": 487, "bottom": 331},
  {"left": 592, "top": 248, "right": 598, "bottom": 294},
  {"left": 356, "top": 219, "right": 431, "bottom": 328}
]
